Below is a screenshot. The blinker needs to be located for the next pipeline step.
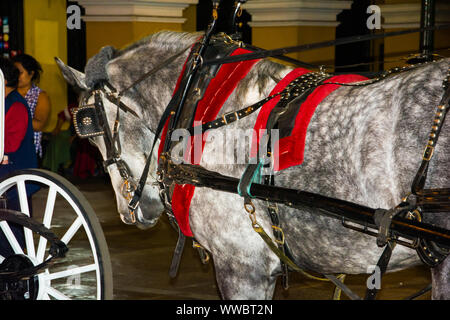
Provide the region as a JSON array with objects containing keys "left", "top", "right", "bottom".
[{"left": 73, "top": 105, "right": 105, "bottom": 138}]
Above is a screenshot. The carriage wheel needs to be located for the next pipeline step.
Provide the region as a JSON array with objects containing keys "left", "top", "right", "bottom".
[{"left": 0, "top": 169, "right": 113, "bottom": 300}]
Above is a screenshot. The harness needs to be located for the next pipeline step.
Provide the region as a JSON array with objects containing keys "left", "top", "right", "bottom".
[
  {"left": 156, "top": 58, "right": 450, "bottom": 298},
  {"left": 71, "top": 3, "right": 450, "bottom": 299}
]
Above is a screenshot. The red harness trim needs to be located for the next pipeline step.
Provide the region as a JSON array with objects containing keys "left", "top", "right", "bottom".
[
  {"left": 252, "top": 68, "right": 368, "bottom": 171},
  {"left": 158, "top": 47, "right": 259, "bottom": 237}
]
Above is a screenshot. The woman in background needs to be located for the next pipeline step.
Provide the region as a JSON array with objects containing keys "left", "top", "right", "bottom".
[
  {"left": 0, "top": 57, "right": 38, "bottom": 257},
  {"left": 12, "top": 54, "right": 51, "bottom": 163}
]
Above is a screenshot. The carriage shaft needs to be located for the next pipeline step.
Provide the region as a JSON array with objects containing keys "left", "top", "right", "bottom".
[{"left": 166, "top": 163, "right": 450, "bottom": 248}]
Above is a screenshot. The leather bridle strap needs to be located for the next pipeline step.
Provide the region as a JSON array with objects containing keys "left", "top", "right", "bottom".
[
  {"left": 103, "top": 88, "right": 139, "bottom": 118},
  {"left": 411, "top": 77, "right": 450, "bottom": 194},
  {"left": 127, "top": 84, "right": 185, "bottom": 211},
  {"left": 94, "top": 89, "right": 131, "bottom": 180}
]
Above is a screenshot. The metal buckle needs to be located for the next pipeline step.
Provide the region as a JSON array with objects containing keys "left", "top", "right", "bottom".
[
  {"left": 128, "top": 198, "right": 140, "bottom": 212},
  {"left": 244, "top": 200, "right": 259, "bottom": 227},
  {"left": 121, "top": 179, "right": 136, "bottom": 201},
  {"left": 192, "top": 53, "right": 204, "bottom": 69},
  {"left": 222, "top": 111, "right": 239, "bottom": 125},
  {"left": 422, "top": 145, "right": 434, "bottom": 161},
  {"left": 272, "top": 225, "right": 285, "bottom": 245}
]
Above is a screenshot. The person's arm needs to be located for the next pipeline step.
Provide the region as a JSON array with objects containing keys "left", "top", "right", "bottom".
[
  {"left": 4, "top": 102, "right": 29, "bottom": 153},
  {"left": 32, "top": 91, "right": 51, "bottom": 131}
]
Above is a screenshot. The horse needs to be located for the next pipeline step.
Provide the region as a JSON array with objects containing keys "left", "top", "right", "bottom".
[{"left": 56, "top": 31, "right": 450, "bottom": 299}]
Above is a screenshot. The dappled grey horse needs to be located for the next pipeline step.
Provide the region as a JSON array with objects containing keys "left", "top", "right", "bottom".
[{"left": 57, "top": 31, "right": 449, "bottom": 299}]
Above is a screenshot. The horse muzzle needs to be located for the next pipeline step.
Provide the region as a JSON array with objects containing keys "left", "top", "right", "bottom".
[
  {"left": 119, "top": 207, "right": 159, "bottom": 230},
  {"left": 118, "top": 176, "right": 163, "bottom": 229}
]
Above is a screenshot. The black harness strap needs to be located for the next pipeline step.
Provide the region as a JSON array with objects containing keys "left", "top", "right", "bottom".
[
  {"left": 373, "top": 195, "right": 417, "bottom": 247},
  {"left": 150, "top": 3, "right": 223, "bottom": 278},
  {"left": 364, "top": 241, "right": 397, "bottom": 300},
  {"left": 203, "top": 24, "right": 450, "bottom": 67},
  {"left": 237, "top": 72, "right": 330, "bottom": 200},
  {"left": 128, "top": 88, "right": 185, "bottom": 211},
  {"left": 185, "top": 94, "right": 272, "bottom": 135},
  {"left": 95, "top": 89, "right": 129, "bottom": 178},
  {"left": 263, "top": 138, "right": 291, "bottom": 289},
  {"left": 103, "top": 90, "right": 139, "bottom": 118},
  {"left": 168, "top": 220, "right": 186, "bottom": 279},
  {"left": 411, "top": 74, "right": 450, "bottom": 194}
]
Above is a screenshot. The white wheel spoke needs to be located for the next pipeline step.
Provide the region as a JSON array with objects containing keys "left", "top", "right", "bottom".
[
  {"left": 17, "top": 180, "right": 30, "bottom": 216},
  {"left": 46, "top": 287, "right": 71, "bottom": 300},
  {"left": 45, "top": 263, "right": 97, "bottom": 281},
  {"left": 0, "top": 221, "right": 24, "bottom": 255},
  {"left": 36, "top": 186, "right": 57, "bottom": 262},
  {"left": 60, "top": 217, "right": 83, "bottom": 245},
  {"left": 17, "top": 180, "right": 35, "bottom": 259},
  {"left": 0, "top": 171, "right": 112, "bottom": 300}
]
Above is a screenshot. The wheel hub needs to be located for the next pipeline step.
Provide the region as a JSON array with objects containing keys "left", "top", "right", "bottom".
[{"left": 0, "top": 254, "right": 39, "bottom": 300}]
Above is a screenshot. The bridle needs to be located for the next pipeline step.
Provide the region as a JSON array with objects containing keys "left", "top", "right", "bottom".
[
  {"left": 74, "top": 45, "right": 191, "bottom": 224},
  {"left": 76, "top": 84, "right": 140, "bottom": 222}
]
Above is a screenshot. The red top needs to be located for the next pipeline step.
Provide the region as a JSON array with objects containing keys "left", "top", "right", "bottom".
[{"left": 5, "top": 102, "right": 29, "bottom": 153}]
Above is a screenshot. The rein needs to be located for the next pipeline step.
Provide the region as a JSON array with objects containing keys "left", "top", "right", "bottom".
[{"left": 203, "top": 24, "right": 450, "bottom": 67}]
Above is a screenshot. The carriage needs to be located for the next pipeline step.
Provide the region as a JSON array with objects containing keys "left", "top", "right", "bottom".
[{"left": 0, "top": 70, "right": 113, "bottom": 300}]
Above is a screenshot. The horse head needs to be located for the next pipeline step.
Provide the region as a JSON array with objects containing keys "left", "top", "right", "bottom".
[{"left": 55, "top": 48, "right": 167, "bottom": 230}]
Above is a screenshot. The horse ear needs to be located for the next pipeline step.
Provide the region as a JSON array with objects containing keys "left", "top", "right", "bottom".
[{"left": 54, "top": 57, "right": 89, "bottom": 91}]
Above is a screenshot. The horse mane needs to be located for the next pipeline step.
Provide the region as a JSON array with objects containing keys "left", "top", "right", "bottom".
[
  {"left": 84, "top": 31, "right": 201, "bottom": 88},
  {"left": 117, "top": 31, "right": 201, "bottom": 57}
]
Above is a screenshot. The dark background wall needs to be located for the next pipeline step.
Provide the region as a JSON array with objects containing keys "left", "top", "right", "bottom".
[
  {"left": 66, "top": 1, "right": 86, "bottom": 103},
  {"left": 335, "top": 0, "right": 375, "bottom": 73},
  {"left": 196, "top": 0, "right": 251, "bottom": 44},
  {"left": 0, "top": 0, "right": 24, "bottom": 58}
]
